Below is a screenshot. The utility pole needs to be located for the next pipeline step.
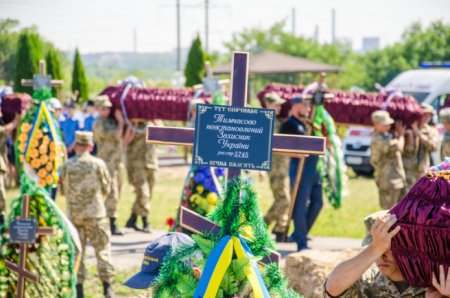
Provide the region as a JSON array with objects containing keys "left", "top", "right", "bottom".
[
  {"left": 205, "top": 0, "right": 209, "bottom": 54},
  {"left": 314, "top": 25, "right": 319, "bottom": 42},
  {"left": 176, "top": 0, "right": 181, "bottom": 71},
  {"left": 292, "top": 7, "right": 296, "bottom": 35},
  {"left": 331, "top": 8, "right": 336, "bottom": 44},
  {"left": 133, "top": 27, "right": 137, "bottom": 53}
]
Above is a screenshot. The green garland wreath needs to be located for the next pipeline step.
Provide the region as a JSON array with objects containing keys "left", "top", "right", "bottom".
[
  {"left": 153, "top": 178, "right": 301, "bottom": 298},
  {"left": 0, "top": 175, "right": 77, "bottom": 297}
]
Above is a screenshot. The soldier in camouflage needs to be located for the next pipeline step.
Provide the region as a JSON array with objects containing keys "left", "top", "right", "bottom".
[
  {"left": 370, "top": 110, "right": 406, "bottom": 209},
  {"left": 262, "top": 92, "right": 290, "bottom": 242},
  {"left": 59, "top": 131, "right": 115, "bottom": 298},
  {"left": 124, "top": 120, "right": 158, "bottom": 233},
  {"left": 439, "top": 107, "right": 450, "bottom": 161},
  {"left": 323, "top": 211, "right": 427, "bottom": 298},
  {"left": 93, "top": 96, "right": 124, "bottom": 235},
  {"left": 0, "top": 112, "right": 18, "bottom": 225},
  {"left": 403, "top": 104, "right": 440, "bottom": 190}
]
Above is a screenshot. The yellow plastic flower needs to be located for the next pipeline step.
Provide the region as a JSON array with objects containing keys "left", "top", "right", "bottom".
[
  {"left": 38, "top": 169, "right": 47, "bottom": 178},
  {"left": 46, "top": 175, "right": 54, "bottom": 185},
  {"left": 196, "top": 185, "right": 204, "bottom": 194},
  {"left": 46, "top": 162, "right": 53, "bottom": 171},
  {"left": 240, "top": 226, "right": 255, "bottom": 241},
  {"left": 49, "top": 152, "right": 55, "bottom": 161},
  {"left": 18, "top": 133, "right": 28, "bottom": 142},
  {"left": 42, "top": 135, "right": 50, "bottom": 144},
  {"left": 34, "top": 129, "right": 43, "bottom": 139},
  {"left": 21, "top": 123, "right": 31, "bottom": 133},
  {"left": 19, "top": 155, "right": 25, "bottom": 163},
  {"left": 30, "top": 148, "right": 40, "bottom": 158},
  {"left": 38, "top": 179, "right": 47, "bottom": 187},
  {"left": 49, "top": 142, "right": 56, "bottom": 151},
  {"left": 30, "top": 140, "right": 39, "bottom": 148},
  {"left": 31, "top": 159, "right": 41, "bottom": 169},
  {"left": 206, "top": 192, "right": 218, "bottom": 205},
  {"left": 39, "top": 145, "right": 48, "bottom": 155},
  {"left": 18, "top": 143, "right": 26, "bottom": 153},
  {"left": 40, "top": 155, "right": 49, "bottom": 164}
]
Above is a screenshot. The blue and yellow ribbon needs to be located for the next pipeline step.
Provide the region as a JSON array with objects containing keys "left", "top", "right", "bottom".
[{"left": 194, "top": 235, "right": 270, "bottom": 298}]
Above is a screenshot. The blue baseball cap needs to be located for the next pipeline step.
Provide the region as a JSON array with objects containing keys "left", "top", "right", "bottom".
[
  {"left": 291, "top": 93, "right": 303, "bottom": 104},
  {"left": 123, "top": 232, "right": 195, "bottom": 289}
]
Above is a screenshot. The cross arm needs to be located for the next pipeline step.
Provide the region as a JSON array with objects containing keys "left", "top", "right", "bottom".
[
  {"left": 4, "top": 260, "right": 39, "bottom": 283},
  {"left": 147, "top": 127, "right": 325, "bottom": 155},
  {"left": 21, "top": 79, "right": 63, "bottom": 87}
]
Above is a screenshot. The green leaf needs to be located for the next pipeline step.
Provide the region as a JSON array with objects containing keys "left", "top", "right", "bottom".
[
  {"left": 176, "top": 274, "right": 197, "bottom": 297},
  {"left": 230, "top": 257, "right": 250, "bottom": 282},
  {"left": 220, "top": 269, "right": 238, "bottom": 296},
  {"left": 192, "top": 234, "right": 216, "bottom": 257}
]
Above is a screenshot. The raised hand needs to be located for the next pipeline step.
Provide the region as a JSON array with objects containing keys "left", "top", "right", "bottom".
[
  {"left": 432, "top": 265, "right": 450, "bottom": 297},
  {"left": 369, "top": 214, "right": 401, "bottom": 256}
]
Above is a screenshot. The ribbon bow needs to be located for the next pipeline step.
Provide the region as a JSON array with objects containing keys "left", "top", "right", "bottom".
[{"left": 194, "top": 235, "right": 270, "bottom": 298}]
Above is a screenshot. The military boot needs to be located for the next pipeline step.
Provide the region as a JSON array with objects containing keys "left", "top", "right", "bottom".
[
  {"left": 125, "top": 213, "right": 140, "bottom": 231},
  {"left": 141, "top": 216, "right": 152, "bottom": 233},
  {"left": 274, "top": 232, "right": 285, "bottom": 242},
  {"left": 103, "top": 282, "right": 114, "bottom": 298},
  {"left": 109, "top": 218, "right": 124, "bottom": 236},
  {"left": 76, "top": 283, "right": 84, "bottom": 298}
]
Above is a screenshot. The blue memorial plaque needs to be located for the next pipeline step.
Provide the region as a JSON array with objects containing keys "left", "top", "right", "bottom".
[
  {"left": 192, "top": 104, "right": 275, "bottom": 171},
  {"left": 9, "top": 219, "right": 37, "bottom": 244}
]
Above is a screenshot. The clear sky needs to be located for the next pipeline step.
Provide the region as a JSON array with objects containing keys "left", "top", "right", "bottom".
[{"left": 1, "top": 0, "right": 449, "bottom": 54}]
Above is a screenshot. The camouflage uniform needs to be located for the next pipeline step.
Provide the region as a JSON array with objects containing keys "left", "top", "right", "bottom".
[
  {"left": 442, "top": 133, "right": 450, "bottom": 161},
  {"left": 60, "top": 147, "right": 115, "bottom": 284},
  {"left": 402, "top": 124, "right": 439, "bottom": 189},
  {"left": 126, "top": 122, "right": 158, "bottom": 217},
  {"left": 0, "top": 127, "right": 7, "bottom": 216},
  {"left": 93, "top": 117, "right": 122, "bottom": 218},
  {"left": 370, "top": 131, "right": 406, "bottom": 209},
  {"left": 264, "top": 117, "right": 290, "bottom": 233},
  {"left": 323, "top": 269, "right": 426, "bottom": 298}
]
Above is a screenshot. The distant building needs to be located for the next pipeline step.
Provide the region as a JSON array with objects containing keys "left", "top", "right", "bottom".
[{"left": 362, "top": 37, "right": 380, "bottom": 53}]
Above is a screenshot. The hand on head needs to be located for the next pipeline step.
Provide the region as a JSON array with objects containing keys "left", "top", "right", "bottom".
[{"left": 369, "top": 214, "right": 401, "bottom": 256}]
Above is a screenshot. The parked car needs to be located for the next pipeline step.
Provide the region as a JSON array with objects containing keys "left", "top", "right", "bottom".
[{"left": 343, "top": 69, "right": 450, "bottom": 175}]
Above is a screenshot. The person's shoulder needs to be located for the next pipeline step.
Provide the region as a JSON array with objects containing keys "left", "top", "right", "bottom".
[{"left": 87, "top": 154, "right": 108, "bottom": 167}]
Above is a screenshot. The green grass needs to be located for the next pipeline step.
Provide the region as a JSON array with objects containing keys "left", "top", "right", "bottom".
[
  {"left": 4, "top": 166, "right": 380, "bottom": 297},
  {"left": 5, "top": 166, "right": 380, "bottom": 239}
]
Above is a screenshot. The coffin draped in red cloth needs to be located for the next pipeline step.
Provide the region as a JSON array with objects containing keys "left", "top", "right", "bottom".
[
  {"left": 100, "top": 86, "right": 212, "bottom": 122},
  {"left": 389, "top": 171, "right": 450, "bottom": 287},
  {"left": 1, "top": 93, "right": 31, "bottom": 123},
  {"left": 257, "top": 83, "right": 424, "bottom": 126}
]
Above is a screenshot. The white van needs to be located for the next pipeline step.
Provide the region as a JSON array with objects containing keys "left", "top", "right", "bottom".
[{"left": 343, "top": 69, "right": 450, "bottom": 175}]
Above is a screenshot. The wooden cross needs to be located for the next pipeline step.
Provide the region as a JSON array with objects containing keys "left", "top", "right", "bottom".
[
  {"left": 283, "top": 72, "right": 334, "bottom": 241},
  {"left": 147, "top": 52, "right": 326, "bottom": 180},
  {"left": 4, "top": 195, "right": 56, "bottom": 298},
  {"left": 21, "top": 59, "right": 63, "bottom": 91}
]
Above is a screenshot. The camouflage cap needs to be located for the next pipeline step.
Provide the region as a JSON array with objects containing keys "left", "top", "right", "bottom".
[
  {"left": 75, "top": 131, "right": 94, "bottom": 146},
  {"left": 264, "top": 91, "right": 285, "bottom": 105},
  {"left": 98, "top": 97, "right": 113, "bottom": 108},
  {"left": 362, "top": 210, "right": 389, "bottom": 246},
  {"left": 371, "top": 110, "right": 394, "bottom": 125},
  {"left": 421, "top": 103, "right": 436, "bottom": 115},
  {"left": 439, "top": 107, "right": 450, "bottom": 124}
]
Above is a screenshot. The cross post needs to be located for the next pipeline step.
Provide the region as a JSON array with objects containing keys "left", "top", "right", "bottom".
[
  {"left": 21, "top": 59, "right": 63, "bottom": 91},
  {"left": 4, "top": 195, "right": 56, "bottom": 298}
]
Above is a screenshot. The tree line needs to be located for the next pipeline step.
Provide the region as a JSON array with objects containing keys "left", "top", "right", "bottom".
[{"left": 1, "top": 18, "right": 449, "bottom": 101}]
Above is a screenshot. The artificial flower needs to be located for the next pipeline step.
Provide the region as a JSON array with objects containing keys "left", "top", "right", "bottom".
[{"left": 20, "top": 122, "right": 31, "bottom": 132}]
